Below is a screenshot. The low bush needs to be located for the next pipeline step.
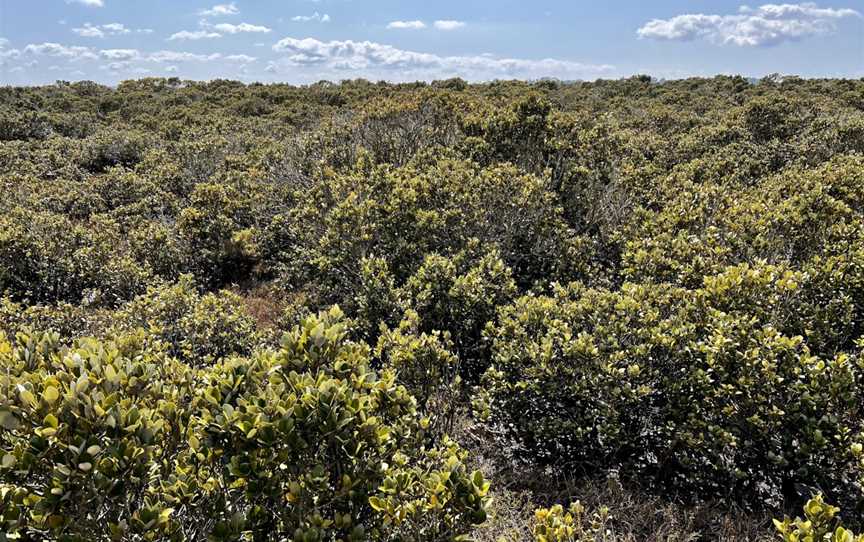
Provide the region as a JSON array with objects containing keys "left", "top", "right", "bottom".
[
  {"left": 0, "top": 308, "right": 491, "bottom": 540},
  {"left": 478, "top": 275, "right": 864, "bottom": 509},
  {"left": 533, "top": 502, "right": 612, "bottom": 542},
  {"left": 774, "top": 494, "right": 863, "bottom": 542},
  {"left": 115, "top": 276, "right": 258, "bottom": 365}
]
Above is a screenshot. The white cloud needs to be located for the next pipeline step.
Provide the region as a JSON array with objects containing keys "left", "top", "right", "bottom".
[
  {"left": 72, "top": 25, "right": 105, "bottom": 38},
  {"left": 66, "top": 0, "right": 104, "bottom": 7},
  {"left": 0, "top": 39, "right": 21, "bottom": 65},
  {"left": 433, "top": 20, "right": 466, "bottom": 30},
  {"left": 147, "top": 50, "right": 222, "bottom": 63},
  {"left": 165, "top": 65, "right": 179, "bottom": 73},
  {"left": 292, "top": 12, "right": 331, "bottom": 23},
  {"left": 0, "top": 48, "right": 22, "bottom": 65},
  {"left": 72, "top": 22, "right": 143, "bottom": 38},
  {"left": 171, "top": 19, "right": 271, "bottom": 40},
  {"left": 102, "top": 23, "right": 130, "bottom": 34},
  {"left": 271, "top": 36, "right": 613, "bottom": 81},
  {"left": 199, "top": 3, "right": 239, "bottom": 17},
  {"left": 102, "top": 60, "right": 132, "bottom": 71},
  {"left": 19, "top": 41, "right": 246, "bottom": 73},
  {"left": 637, "top": 2, "right": 861, "bottom": 46},
  {"left": 100, "top": 48, "right": 140, "bottom": 60},
  {"left": 168, "top": 30, "right": 222, "bottom": 41},
  {"left": 24, "top": 42, "right": 98, "bottom": 60},
  {"left": 211, "top": 22, "right": 272, "bottom": 34},
  {"left": 224, "top": 54, "right": 256, "bottom": 63},
  {"left": 387, "top": 20, "right": 426, "bottom": 29}
]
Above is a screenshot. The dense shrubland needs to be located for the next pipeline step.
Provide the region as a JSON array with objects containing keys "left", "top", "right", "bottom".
[{"left": 2, "top": 75, "right": 864, "bottom": 540}]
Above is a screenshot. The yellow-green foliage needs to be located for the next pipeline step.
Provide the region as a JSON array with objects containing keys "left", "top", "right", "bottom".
[
  {"left": 479, "top": 273, "right": 864, "bottom": 506},
  {"left": 774, "top": 495, "right": 864, "bottom": 542},
  {"left": 533, "top": 502, "right": 612, "bottom": 542},
  {"left": 0, "top": 308, "right": 490, "bottom": 540},
  {"left": 114, "top": 275, "right": 258, "bottom": 365},
  {"left": 4, "top": 77, "right": 864, "bottom": 535}
]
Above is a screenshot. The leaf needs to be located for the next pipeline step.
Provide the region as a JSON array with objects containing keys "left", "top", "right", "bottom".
[
  {"left": 0, "top": 411, "right": 19, "bottom": 430},
  {"left": 19, "top": 388, "right": 36, "bottom": 407},
  {"left": 43, "top": 413, "right": 59, "bottom": 429},
  {"left": 368, "top": 496, "right": 386, "bottom": 512},
  {"left": 1, "top": 454, "right": 16, "bottom": 469},
  {"left": 43, "top": 386, "right": 60, "bottom": 404}
]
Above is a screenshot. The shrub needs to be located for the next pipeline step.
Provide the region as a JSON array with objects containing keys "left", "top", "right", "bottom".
[
  {"left": 402, "top": 247, "right": 516, "bottom": 379},
  {"left": 774, "top": 494, "right": 863, "bottom": 541},
  {"left": 533, "top": 502, "right": 613, "bottom": 542},
  {"left": 163, "top": 307, "right": 491, "bottom": 540},
  {"left": 0, "top": 329, "right": 192, "bottom": 540},
  {"left": 0, "top": 308, "right": 492, "bottom": 540},
  {"left": 79, "top": 130, "right": 151, "bottom": 173},
  {"left": 116, "top": 276, "right": 258, "bottom": 365},
  {"left": 479, "top": 279, "right": 864, "bottom": 508},
  {"left": 177, "top": 182, "right": 257, "bottom": 286},
  {"left": 0, "top": 108, "right": 52, "bottom": 141},
  {"left": 376, "top": 310, "right": 461, "bottom": 427}
]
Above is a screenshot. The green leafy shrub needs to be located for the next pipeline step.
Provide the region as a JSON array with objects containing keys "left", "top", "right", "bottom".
[
  {"left": 177, "top": 182, "right": 258, "bottom": 287},
  {"left": 116, "top": 276, "right": 257, "bottom": 365},
  {"left": 774, "top": 494, "right": 864, "bottom": 542},
  {"left": 376, "top": 309, "right": 460, "bottom": 428},
  {"left": 163, "top": 307, "right": 490, "bottom": 540},
  {"left": 533, "top": 502, "right": 612, "bottom": 542},
  {"left": 0, "top": 309, "right": 491, "bottom": 540},
  {"left": 402, "top": 247, "right": 516, "bottom": 378},
  {"left": 0, "top": 329, "right": 191, "bottom": 540},
  {"left": 0, "top": 297, "right": 110, "bottom": 340},
  {"left": 79, "top": 129, "right": 152, "bottom": 173},
  {"left": 0, "top": 108, "right": 52, "bottom": 141},
  {"left": 479, "top": 278, "right": 864, "bottom": 507},
  {"left": 0, "top": 210, "right": 154, "bottom": 305}
]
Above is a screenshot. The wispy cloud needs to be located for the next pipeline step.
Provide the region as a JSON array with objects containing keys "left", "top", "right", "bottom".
[
  {"left": 433, "top": 20, "right": 466, "bottom": 30},
  {"left": 387, "top": 20, "right": 466, "bottom": 30},
  {"left": 210, "top": 22, "right": 272, "bottom": 34},
  {"left": 16, "top": 41, "right": 257, "bottom": 71},
  {"left": 100, "top": 48, "right": 140, "bottom": 60},
  {"left": 271, "top": 36, "right": 613, "bottom": 81},
  {"left": 66, "top": 0, "right": 104, "bottom": 7},
  {"left": 24, "top": 42, "right": 98, "bottom": 60},
  {"left": 168, "top": 30, "right": 222, "bottom": 41},
  {"left": 0, "top": 39, "right": 21, "bottom": 65},
  {"left": 72, "top": 23, "right": 152, "bottom": 38},
  {"left": 199, "top": 3, "right": 239, "bottom": 17},
  {"left": 169, "top": 20, "right": 272, "bottom": 41},
  {"left": 637, "top": 2, "right": 861, "bottom": 46},
  {"left": 292, "top": 12, "right": 331, "bottom": 23},
  {"left": 387, "top": 20, "right": 426, "bottom": 29}
]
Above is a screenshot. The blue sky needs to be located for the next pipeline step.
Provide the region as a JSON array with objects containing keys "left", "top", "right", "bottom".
[{"left": 0, "top": 0, "right": 862, "bottom": 85}]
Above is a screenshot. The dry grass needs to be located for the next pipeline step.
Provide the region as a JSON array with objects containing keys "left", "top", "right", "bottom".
[
  {"left": 234, "top": 282, "right": 288, "bottom": 330},
  {"left": 452, "top": 416, "right": 775, "bottom": 542}
]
